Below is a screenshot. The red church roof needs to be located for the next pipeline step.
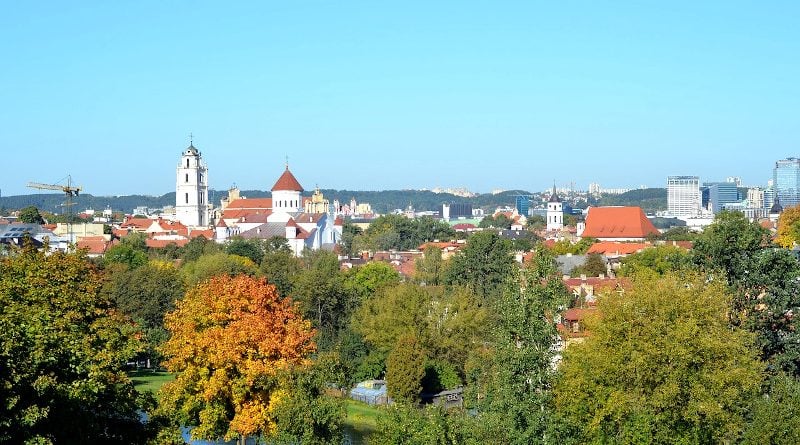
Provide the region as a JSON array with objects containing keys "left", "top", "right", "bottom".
[
  {"left": 271, "top": 168, "right": 304, "bottom": 192},
  {"left": 581, "top": 207, "right": 659, "bottom": 240},
  {"left": 225, "top": 198, "right": 273, "bottom": 210}
]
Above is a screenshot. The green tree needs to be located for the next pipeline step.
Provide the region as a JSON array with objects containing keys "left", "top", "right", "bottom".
[
  {"left": 570, "top": 253, "right": 606, "bottom": 277},
  {"left": 731, "top": 248, "right": 800, "bottom": 376},
  {"left": 180, "top": 252, "right": 259, "bottom": 287},
  {"left": 180, "top": 235, "right": 222, "bottom": 262},
  {"left": 414, "top": 246, "right": 446, "bottom": 285},
  {"left": 103, "top": 260, "right": 185, "bottom": 366},
  {"left": 261, "top": 249, "right": 301, "bottom": 298},
  {"left": 386, "top": 334, "right": 427, "bottom": 404},
  {"left": 292, "top": 250, "right": 353, "bottom": 350},
  {"left": 339, "top": 221, "right": 363, "bottom": 257},
  {"left": 692, "top": 210, "right": 771, "bottom": 283},
  {"left": 445, "top": 231, "right": 514, "bottom": 302},
  {"left": 554, "top": 272, "right": 763, "bottom": 444},
  {"left": 225, "top": 236, "right": 266, "bottom": 264},
  {"left": 0, "top": 247, "right": 146, "bottom": 443},
  {"left": 741, "top": 374, "right": 800, "bottom": 445},
  {"left": 344, "top": 261, "right": 400, "bottom": 302},
  {"left": 618, "top": 244, "right": 693, "bottom": 277},
  {"left": 468, "top": 246, "right": 570, "bottom": 445},
  {"left": 526, "top": 214, "right": 546, "bottom": 231},
  {"left": 479, "top": 214, "right": 512, "bottom": 229},
  {"left": 18, "top": 205, "right": 45, "bottom": 224}
]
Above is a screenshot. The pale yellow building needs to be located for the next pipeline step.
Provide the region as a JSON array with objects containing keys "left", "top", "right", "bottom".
[{"left": 304, "top": 187, "right": 330, "bottom": 214}]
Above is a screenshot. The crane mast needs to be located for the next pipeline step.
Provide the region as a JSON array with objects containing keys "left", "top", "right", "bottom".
[{"left": 26, "top": 175, "right": 83, "bottom": 246}]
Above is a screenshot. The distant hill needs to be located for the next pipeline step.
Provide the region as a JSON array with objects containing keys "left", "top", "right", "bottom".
[
  {"left": 0, "top": 187, "right": 668, "bottom": 216},
  {"left": 0, "top": 189, "right": 534, "bottom": 215},
  {"left": 595, "top": 188, "right": 667, "bottom": 214}
]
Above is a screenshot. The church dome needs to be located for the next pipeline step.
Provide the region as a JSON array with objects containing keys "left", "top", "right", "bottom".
[{"left": 271, "top": 167, "right": 304, "bottom": 192}]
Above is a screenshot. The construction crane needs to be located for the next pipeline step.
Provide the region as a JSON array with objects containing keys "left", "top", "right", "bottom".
[{"left": 27, "top": 175, "right": 83, "bottom": 245}]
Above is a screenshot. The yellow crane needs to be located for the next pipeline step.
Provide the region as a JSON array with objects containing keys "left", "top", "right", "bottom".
[{"left": 26, "top": 175, "right": 83, "bottom": 244}]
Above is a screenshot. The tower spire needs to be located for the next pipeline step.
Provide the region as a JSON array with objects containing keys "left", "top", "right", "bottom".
[{"left": 285, "top": 155, "right": 289, "bottom": 170}]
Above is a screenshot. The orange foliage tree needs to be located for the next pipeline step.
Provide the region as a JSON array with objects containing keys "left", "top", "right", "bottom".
[
  {"left": 777, "top": 205, "right": 800, "bottom": 248},
  {"left": 158, "top": 275, "right": 316, "bottom": 441}
]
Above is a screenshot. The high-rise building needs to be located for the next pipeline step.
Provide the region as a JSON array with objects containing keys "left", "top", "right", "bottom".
[
  {"left": 667, "top": 176, "right": 701, "bottom": 217},
  {"left": 703, "top": 182, "right": 739, "bottom": 214},
  {"left": 515, "top": 195, "right": 530, "bottom": 216},
  {"left": 773, "top": 158, "right": 800, "bottom": 208},
  {"left": 747, "top": 187, "right": 765, "bottom": 209},
  {"left": 175, "top": 142, "right": 210, "bottom": 227}
]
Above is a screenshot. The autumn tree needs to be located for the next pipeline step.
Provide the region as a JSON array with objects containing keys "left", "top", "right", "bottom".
[
  {"left": 158, "top": 275, "right": 321, "bottom": 442},
  {"left": 554, "top": 272, "right": 763, "bottom": 444},
  {"left": 776, "top": 205, "right": 800, "bottom": 248},
  {"left": 0, "top": 247, "right": 146, "bottom": 443}
]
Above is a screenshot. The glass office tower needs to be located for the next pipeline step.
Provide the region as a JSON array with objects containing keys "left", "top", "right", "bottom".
[{"left": 774, "top": 158, "right": 800, "bottom": 209}]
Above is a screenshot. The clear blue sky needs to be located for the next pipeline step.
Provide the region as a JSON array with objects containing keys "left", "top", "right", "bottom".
[{"left": 1, "top": 1, "right": 798, "bottom": 197}]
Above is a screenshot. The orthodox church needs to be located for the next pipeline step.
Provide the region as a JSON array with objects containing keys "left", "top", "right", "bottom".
[{"left": 215, "top": 165, "right": 343, "bottom": 256}]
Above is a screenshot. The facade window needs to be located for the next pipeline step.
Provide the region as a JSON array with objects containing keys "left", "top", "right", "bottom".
[
  {"left": 185, "top": 193, "right": 189, "bottom": 204},
  {"left": 185, "top": 173, "right": 188, "bottom": 183},
  {"left": 186, "top": 159, "right": 189, "bottom": 168}
]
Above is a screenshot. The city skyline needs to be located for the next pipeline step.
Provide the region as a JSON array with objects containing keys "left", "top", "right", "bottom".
[{"left": 2, "top": 2, "right": 798, "bottom": 196}]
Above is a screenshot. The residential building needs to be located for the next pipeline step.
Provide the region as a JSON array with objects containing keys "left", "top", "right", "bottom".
[
  {"left": 175, "top": 142, "right": 210, "bottom": 228},
  {"left": 667, "top": 176, "right": 702, "bottom": 217},
  {"left": 773, "top": 157, "right": 800, "bottom": 208}
]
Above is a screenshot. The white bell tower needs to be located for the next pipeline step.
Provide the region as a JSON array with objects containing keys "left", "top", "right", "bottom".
[
  {"left": 546, "top": 184, "right": 563, "bottom": 231},
  {"left": 175, "top": 139, "right": 210, "bottom": 227}
]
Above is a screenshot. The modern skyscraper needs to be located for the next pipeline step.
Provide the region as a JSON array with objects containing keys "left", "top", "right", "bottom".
[
  {"left": 515, "top": 195, "right": 530, "bottom": 216},
  {"left": 175, "top": 142, "right": 210, "bottom": 227},
  {"left": 703, "top": 182, "right": 739, "bottom": 214},
  {"left": 773, "top": 158, "right": 800, "bottom": 209},
  {"left": 667, "top": 176, "right": 701, "bottom": 217}
]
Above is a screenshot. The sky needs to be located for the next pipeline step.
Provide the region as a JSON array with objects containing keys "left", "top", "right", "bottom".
[{"left": 1, "top": 1, "right": 798, "bottom": 197}]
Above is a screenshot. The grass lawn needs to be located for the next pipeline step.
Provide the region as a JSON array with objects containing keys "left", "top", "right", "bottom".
[
  {"left": 344, "top": 399, "right": 383, "bottom": 444},
  {"left": 128, "top": 370, "right": 175, "bottom": 394}
]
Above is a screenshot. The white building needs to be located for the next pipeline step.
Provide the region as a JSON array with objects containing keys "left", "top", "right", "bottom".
[
  {"left": 667, "top": 176, "right": 702, "bottom": 217},
  {"left": 175, "top": 143, "right": 210, "bottom": 228}
]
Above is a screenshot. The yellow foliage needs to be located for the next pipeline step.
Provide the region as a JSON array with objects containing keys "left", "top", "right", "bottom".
[
  {"left": 776, "top": 205, "right": 800, "bottom": 248},
  {"left": 158, "top": 275, "right": 316, "bottom": 441}
]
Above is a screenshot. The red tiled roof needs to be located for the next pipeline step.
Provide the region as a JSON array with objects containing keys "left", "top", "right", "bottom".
[
  {"left": 121, "top": 217, "right": 151, "bottom": 230},
  {"left": 225, "top": 198, "right": 273, "bottom": 210},
  {"left": 563, "top": 307, "right": 594, "bottom": 322},
  {"left": 587, "top": 242, "right": 651, "bottom": 256},
  {"left": 286, "top": 218, "right": 299, "bottom": 228},
  {"left": 189, "top": 229, "right": 214, "bottom": 239},
  {"left": 222, "top": 209, "right": 272, "bottom": 221},
  {"left": 271, "top": 168, "right": 304, "bottom": 192},
  {"left": 76, "top": 236, "right": 111, "bottom": 255},
  {"left": 216, "top": 218, "right": 228, "bottom": 228},
  {"left": 563, "top": 276, "right": 630, "bottom": 293},
  {"left": 581, "top": 207, "right": 659, "bottom": 239},
  {"left": 146, "top": 238, "right": 189, "bottom": 249},
  {"left": 334, "top": 216, "right": 344, "bottom": 225},
  {"left": 452, "top": 223, "right": 476, "bottom": 230}
]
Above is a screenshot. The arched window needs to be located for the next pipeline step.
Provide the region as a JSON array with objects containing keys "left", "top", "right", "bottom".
[
  {"left": 186, "top": 159, "right": 189, "bottom": 168},
  {"left": 185, "top": 193, "right": 189, "bottom": 204},
  {"left": 185, "top": 173, "right": 188, "bottom": 183}
]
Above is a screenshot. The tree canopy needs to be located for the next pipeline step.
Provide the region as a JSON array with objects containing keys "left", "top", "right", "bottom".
[
  {"left": 554, "top": 272, "right": 763, "bottom": 444},
  {"left": 158, "top": 275, "right": 317, "bottom": 441},
  {"left": 0, "top": 247, "right": 146, "bottom": 443}
]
